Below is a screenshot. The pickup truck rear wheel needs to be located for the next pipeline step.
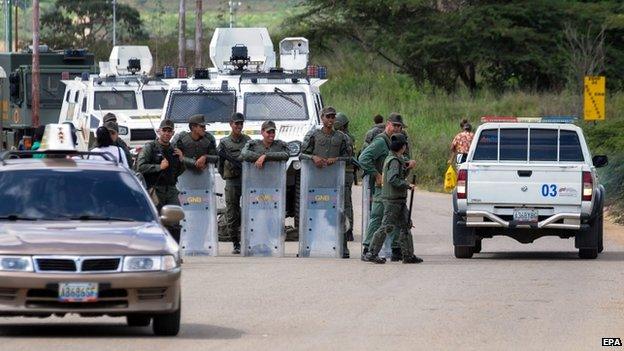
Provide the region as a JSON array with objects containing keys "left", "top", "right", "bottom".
[
  {"left": 579, "top": 248, "right": 598, "bottom": 259},
  {"left": 597, "top": 206, "right": 604, "bottom": 253},
  {"left": 454, "top": 245, "right": 474, "bottom": 259},
  {"left": 474, "top": 238, "right": 482, "bottom": 253}
]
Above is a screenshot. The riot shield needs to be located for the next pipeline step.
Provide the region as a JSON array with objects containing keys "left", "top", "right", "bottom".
[
  {"left": 241, "top": 161, "right": 286, "bottom": 257},
  {"left": 361, "top": 175, "right": 392, "bottom": 258},
  {"left": 298, "top": 159, "right": 345, "bottom": 258},
  {"left": 177, "top": 164, "right": 218, "bottom": 256}
]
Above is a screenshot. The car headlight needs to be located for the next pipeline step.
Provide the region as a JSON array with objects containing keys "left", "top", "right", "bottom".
[
  {"left": 122, "top": 255, "right": 178, "bottom": 272},
  {"left": 118, "top": 125, "right": 129, "bottom": 135},
  {"left": 287, "top": 141, "right": 301, "bottom": 156},
  {"left": 0, "top": 256, "right": 34, "bottom": 272}
]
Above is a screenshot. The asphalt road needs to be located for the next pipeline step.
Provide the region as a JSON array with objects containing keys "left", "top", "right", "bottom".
[{"left": 2, "top": 187, "right": 623, "bottom": 350}]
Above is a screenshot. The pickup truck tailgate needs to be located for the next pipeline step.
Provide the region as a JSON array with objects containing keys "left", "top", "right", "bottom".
[{"left": 467, "top": 164, "right": 583, "bottom": 205}]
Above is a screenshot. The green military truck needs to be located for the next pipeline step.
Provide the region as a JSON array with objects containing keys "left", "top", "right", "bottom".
[{"left": 0, "top": 47, "right": 96, "bottom": 149}]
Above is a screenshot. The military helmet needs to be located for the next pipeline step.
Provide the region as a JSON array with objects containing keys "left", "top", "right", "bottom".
[{"left": 334, "top": 112, "right": 349, "bottom": 129}]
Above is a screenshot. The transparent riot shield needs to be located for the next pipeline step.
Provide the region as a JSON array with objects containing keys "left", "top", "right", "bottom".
[
  {"left": 361, "top": 175, "right": 392, "bottom": 258},
  {"left": 298, "top": 160, "right": 345, "bottom": 258},
  {"left": 241, "top": 161, "right": 286, "bottom": 257},
  {"left": 177, "top": 164, "right": 218, "bottom": 256}
]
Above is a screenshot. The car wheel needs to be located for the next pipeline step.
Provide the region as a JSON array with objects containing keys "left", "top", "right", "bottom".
[
  {"left": 597, "top": 206, "right": 604, "bottom": 253},
  {"left": 153, "top": 307, "right": 181, "bottom": 336},
  {"left": 126, "top": 314, "right": 151, "bottom": 327},
  {"left": 454, "top": 245, "right": 474, "bottom": 259},
  {"left": 578, "top": 248, "right": 598, "bottom": 259}
]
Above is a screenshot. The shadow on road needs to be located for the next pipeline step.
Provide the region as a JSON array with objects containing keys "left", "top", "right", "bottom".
[
  {"left": 473, "top": 250, "right": 624, "bottom": 261},
  {"left": 0, "top": 322, "right": 244, "bottom": 339}
]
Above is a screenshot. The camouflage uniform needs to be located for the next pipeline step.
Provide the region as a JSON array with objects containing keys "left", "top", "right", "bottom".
[
  {"left": 241, "top": 139, "right": 290, "bottom": 162},
  {"left": 116, "top": 138, "right": 134, "bottom": 169},
  {"left": 217, "top": 132, "right": 251, "bottom": 249},
  {"left": 136, "top": 140, "right": 185, "bottom": 209},
  {"left": 172, "top": 130, "right": 217, "bottom": 171}
]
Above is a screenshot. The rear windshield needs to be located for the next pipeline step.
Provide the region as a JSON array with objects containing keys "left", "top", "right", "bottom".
[
  {"left": 94, "top": 91, "right": 137, "bottom": 110},
  {"left": 165, "top": 91, "right": 235, "bottom": 123},
  {"left": 472, "top": 127, "right": 584, "bottom": 162},
  {"left": 0, "top": 169, "right": 155, "bottom": 222}
]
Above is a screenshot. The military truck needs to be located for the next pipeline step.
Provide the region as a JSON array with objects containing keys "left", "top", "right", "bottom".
[
  {"left": 0, "top": 46, "right": 97, "bottom": 149},
  {"left": 160, "top": 27, "right": 326, "bottom": 229}
]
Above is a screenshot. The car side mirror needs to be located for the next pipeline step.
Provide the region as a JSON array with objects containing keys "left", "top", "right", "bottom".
[
  {"left": 160, "top": 205, "right": 185, "bottom": 225},
  {"left": 456, "top": 153, "right": 467, "bottom": 164},
  {"left": 592, "top": 155, "right": 608, "bottom": 168}
]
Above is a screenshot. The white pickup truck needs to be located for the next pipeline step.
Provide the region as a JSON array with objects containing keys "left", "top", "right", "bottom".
[{"left": 452, "top": 120, "right": 608, "bottom": 259}]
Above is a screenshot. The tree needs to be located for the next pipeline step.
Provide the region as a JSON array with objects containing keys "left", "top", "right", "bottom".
[{"left": 41, "top": 0, "right": 147, "bottom": 59}]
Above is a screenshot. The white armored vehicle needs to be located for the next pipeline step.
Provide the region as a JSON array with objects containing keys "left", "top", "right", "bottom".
[
  {"left": 59, "top": 46, "right": 168, "bottom": 150},
  {"left": 161, "top": 27, "right": 326, "bottom": 222}
]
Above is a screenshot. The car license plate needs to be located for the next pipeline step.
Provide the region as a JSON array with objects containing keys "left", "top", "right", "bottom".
[
  {"left": 513, "top": 208, "right": 538, "bottom": 223},
  {"left": 58, "top": 282, "right": 98, "bottom": 302}
]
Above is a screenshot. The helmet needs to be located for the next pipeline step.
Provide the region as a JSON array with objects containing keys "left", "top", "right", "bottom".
[{"left": 334, "top": 112, "right": 349, "bottom": 129}]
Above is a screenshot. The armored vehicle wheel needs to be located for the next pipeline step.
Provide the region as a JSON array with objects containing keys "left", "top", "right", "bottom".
[
  {"left": 578, "top": 248, "right": 598, "bottom": 259},
  {"left": 153, "top": 307, "right": 180, "bottom": 336},
  {"left": 126, "top": 314, "right": 151, "bottom": 327},
  {"left": 454, "top": 245, "right": 474, "bottom": 259}
]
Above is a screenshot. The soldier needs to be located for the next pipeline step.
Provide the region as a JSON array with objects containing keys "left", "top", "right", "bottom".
[
  {"left": 333, "top": 112, "right": 356, "bottom": 243},
  {"left": 362, "top": 114, "right": 385, "bottom": 151},
  {"left": 241, "top": 120, "right": 290, "bottom": 166},
  {"left": 172, "top": 114, "right": 218, "bottom": 171},
  {"left": 301, "top": 106, "right": 351, "bottom": 258},
  {"left": 102, "top": 113, "right": 134, "bottom": 169},
  {"left": 217, "top": 112, "right": 251, "bottom": 254},
  {"left": 358, "top": 113, "right": 416, "bottom": 261},
  {"left": 363, "top": 133, "right": 423, "bottom": 264}
]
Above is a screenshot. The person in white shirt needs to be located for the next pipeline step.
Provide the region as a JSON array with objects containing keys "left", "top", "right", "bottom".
[{"left": 89, "top": 125, "right": 129, "bottom": 167}]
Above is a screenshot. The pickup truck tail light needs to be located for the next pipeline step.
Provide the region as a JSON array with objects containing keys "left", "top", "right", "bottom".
[
  {"left": 457, "top": 169, "right": 467, "bottom": 199},
  {"left": 582, "top": 171, "right": 593, "bottom": 201}
]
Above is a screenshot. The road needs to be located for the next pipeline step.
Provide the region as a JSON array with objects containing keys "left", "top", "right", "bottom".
[{"left": 1, "top": 187, "right": 623, "bottom": 350}]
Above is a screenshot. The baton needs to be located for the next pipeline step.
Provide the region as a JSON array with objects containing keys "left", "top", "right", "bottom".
[{"left": 408, "top": 174, "right": 416, "bottom": 217}]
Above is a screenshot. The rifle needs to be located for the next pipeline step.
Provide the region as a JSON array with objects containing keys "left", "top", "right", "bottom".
[
  {"left": 218, "top": 147, "right": 242, "bottom": 172},
  {"left": 408, "top": 174, "right": 416, "bottom": 218}
]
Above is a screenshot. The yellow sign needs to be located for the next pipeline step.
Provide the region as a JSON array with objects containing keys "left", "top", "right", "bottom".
[{"left": 584, "top": 76, "right": 605, "bottom": 121}]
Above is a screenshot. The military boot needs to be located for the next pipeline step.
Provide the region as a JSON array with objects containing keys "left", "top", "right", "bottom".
[
  {"left": 360, "top": 246, "right": 369, "bottom": 261},
  {"left": 232, "top": 242, "right": 241, "bottom": 255},
  {"left": 362, "top": 252, "right": 386, "bottom": 264},
  {"left": 391, "top": 248, "right": 403, "bottom": 261},
  {"left": 402, "top": 255, "right": 423, "bottom": 264},
  {"left": 342, "top": 246, "right": 350, "bottom": 259}
]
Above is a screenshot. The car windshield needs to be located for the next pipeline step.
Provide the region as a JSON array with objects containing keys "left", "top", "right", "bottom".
[
  {"left": 244, "top": 92, "right": 309, "bottom": 121},
  {"left": 94, "top": 91, "right": 138, "bottom": 110},
  {"left": 0, "top": 169, "right": 155, "bottom": 222},
  {"left": 165, "top": 91, "right": 235, "bottom": 123},
  {"left": 142, "top": 90, "right": 168, "bottom": 109}
]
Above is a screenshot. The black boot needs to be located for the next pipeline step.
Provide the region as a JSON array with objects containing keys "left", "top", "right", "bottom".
[
  {"left": 362, "top": 252, "right": 386, "bottom": 264},
  {"left": 391, "top": 248, "right": 403, "bottom": 262},
  {"left": 346, "top": 229, "right": 354, "bottom": 242},
  {"left": 402, "top": 255, "right": 423, "bottom": 264},
  {"left": 361, "top": 246, "right": 369, "bottom": 261},
  {"left": 232, "top": 242, "right": 241, "bottom": 255},
  {"left": 342, "top": 246, "right": 350, "bottom": 259}
]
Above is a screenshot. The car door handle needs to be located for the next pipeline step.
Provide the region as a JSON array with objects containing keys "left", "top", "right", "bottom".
[{"left": 517, "top": 170, "right": 532, "bottom": 177}]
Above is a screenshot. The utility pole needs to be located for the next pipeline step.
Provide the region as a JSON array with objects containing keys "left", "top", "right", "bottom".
[
  {"left": 195, "top": 0, "right": 202, "bottom": 68},
  {"left": 32, "top": 0, "right": 40, "bottom": 127},
  {"left": 4, "top": 0, "right": 12, "bottom": 52},
  {"left": 112, "top": 0, "right": 116, "bottom": 46},
  {"left": 229, "top": 1, "right": 241, "bottom": 28},
  {"left": 14, "top": 2, "right": 17, "bottom": 50},
  {"left": 178, "top": 0, "right": 185, "bottom": 67}
]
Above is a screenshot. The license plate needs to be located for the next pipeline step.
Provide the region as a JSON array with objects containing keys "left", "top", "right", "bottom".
[
  {"left": 58, "top": 282, "right": 98, "bottom": 302},
  {"left": 513, "top": 208, "right": 538, "bottom": 223}
]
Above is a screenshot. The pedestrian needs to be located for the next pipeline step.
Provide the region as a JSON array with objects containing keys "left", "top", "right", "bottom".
[
  {"left": 363, "top": 133, "right": 423, "bottom": 264},
  {"left": 450, "top": 118, "right": 474, "bottom": 164},
  {"left": 358, "top": 113, "right": 416, "bottom": 261},
  {"left": 301, "top": 106, "right": 351, "bottom": 258},
  {"left": 101, "top": 113, "right": 134, "bottom": 169},
  {"left": 362, "top": 114, "right": 386, "bottom": 151},
  {"left": 89, "top": 126, "right": 129, "bottom": 167},
  {"left": 217, "top": 112, "right": 251, "bottom": 254},
  {"left": 333, "top": 112, "right": 356, "bottom": 243},
  {"left": 241, "top": 120, "right": 290, "bottom": 166},
  {"left": 172, "top": 114, "right": 218, "bottom": 172},
  {"left": 31, "top": 125, "right": 46, "bottom": 159}
]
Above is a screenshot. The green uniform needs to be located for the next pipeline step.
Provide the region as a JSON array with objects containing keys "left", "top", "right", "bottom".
[
  {"left": 241, "top": 139, "right": 290, "bottom": 162},
  {"left": 358, "top": 132, "right": 397, "bottom": 248},
  {"left": 343, "top": 130, "right": 356, "bottom": 240},
  {"left": 362, "top": 123, "right": 385, "bottom": 151},
  {"left": 136, "top": 139, "right": 185, "bottom": 209},
  {"left": 172, "top": 131, "right": 217, "bottom": 171},
  {"left": 217, "top": 133, "right": 251, "bottom": 244},
  {"left": 115, "top": 138, "right": 134, "bottom": 169},
  {"left": 369, "top": 153, "right": 414, "bottom": 257}
]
